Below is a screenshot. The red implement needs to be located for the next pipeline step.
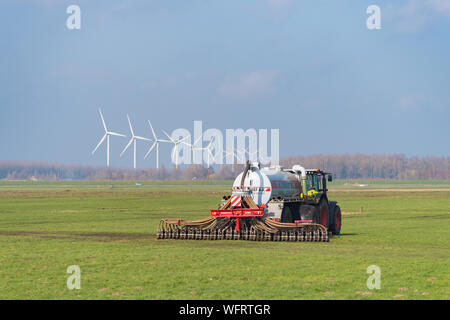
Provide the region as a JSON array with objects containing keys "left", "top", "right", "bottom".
[{"left": 210, "top": 208, "right": 264, "bottom": 217}]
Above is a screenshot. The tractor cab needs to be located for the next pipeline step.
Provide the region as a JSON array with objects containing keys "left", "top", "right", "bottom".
[{"left": 304, "top": 169, "right": 332, "bottom": 202}]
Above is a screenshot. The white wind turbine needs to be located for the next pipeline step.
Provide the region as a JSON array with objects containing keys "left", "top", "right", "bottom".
[
  {"left": 241, "top": 147, "right": 258, "bottom": 162},
  {"left": 224, "top": 149, "right": 238, "bottom": 171},
  {"left": 120, "top": 114, "right": 152, "bottom": 169},
  {"left": 144, "top": 120, "right": 171, "bottom": 169},
  {"left": 183, "top": 135, "right": 203, "bottom": 164},
  {"left": 92, "top": 108, "right": 126, "bottom": 167},
  {"left": 193, "top": 137, "right": 216, "bottom": 168},
  {"left": 235, "top": 148, "right": 247, "bottom": 164},
  {"left": 163, "top": 131, "right": 191, "bottom": 169}
]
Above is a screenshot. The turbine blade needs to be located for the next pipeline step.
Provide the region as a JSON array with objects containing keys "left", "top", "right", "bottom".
[
  {"left": 127, "top": 114, "right": 134, "bottom": 137},
  {"left": 135, "top": 136, "right": 152, "bottom": 141},
  {"left": 148, "top": 120, "right": 157, "bottom": 140},
  {"left": 171, "top": 145, "right": 177, "bottom": 163},
  {"left": 120, "top": 138, "right": 134, "bottom": 157},
  {"left": 108, "top": 132, "right": 126, "bottom": 137},
  {"left": 207, "top": 136, "right": 215, "bottom": 148},
  {"left": 163, "top": 130, "right": 175, "bottom": 143},
  {"left": 99, "top": 108, "right": 107, "bottom": 132},
  {"left": 193, "top": 135, "right": 202, "bottom": 146},
  {"left": 144, "top": 141, "right": 157, "bottom": 159},
  {"left": 178, "top": 135, "right": 190, "bottom": 144},
  {"left": 92, "top": 134, "right": 107, "bottom": 154}
]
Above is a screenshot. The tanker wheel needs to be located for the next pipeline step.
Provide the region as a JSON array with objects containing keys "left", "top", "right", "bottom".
[
  {"left": 331, "top": 205, "right": 342, "bottom": 235},
  {"left": 280, "top": 206, "right": 293, "bottom": 223},
  {"left": 317, "top": 199, "right": 329, "bottom": 230}
]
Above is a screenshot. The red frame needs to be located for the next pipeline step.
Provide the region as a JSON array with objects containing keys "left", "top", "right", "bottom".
[
  {"left": 163, "top": 218, "right": 182, "bottom": 225},
  {"left": 210, "top": 208, "right": 264, "bottom": 217},
  {"left": 294, "top": 219, "right": 313, "bottom": 227}
]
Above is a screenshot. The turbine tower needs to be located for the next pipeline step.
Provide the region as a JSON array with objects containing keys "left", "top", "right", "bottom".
[
  {"left": 163, "top": 131, "right": 190, "bottom": 169},
  {"left": 120, "top": 114, "right": 152, "bottom": 169},
  {"left": 92, "top": 108, "right": 126, "bottom": 167},
  {"left": 144, "top": 120, "right": 171, "bottom": 169}
]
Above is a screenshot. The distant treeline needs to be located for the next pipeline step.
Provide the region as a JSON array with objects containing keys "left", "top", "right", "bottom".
[
  {"left": 0, "top": 161, "right": 231, "bottom": 181},
  {"left": 1, "top": 154, "right": 449, "bottom": 181},
  {"left": 281, "top": 154, "right": 450, "bottom": 180}
]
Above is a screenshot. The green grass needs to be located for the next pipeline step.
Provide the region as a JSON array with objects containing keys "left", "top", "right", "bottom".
[
  {"left": 330, "top": 179, "right": 450, "bottom": 189},
  {"left": 0, "top": 181, "right": 448, "bottom": 299}
]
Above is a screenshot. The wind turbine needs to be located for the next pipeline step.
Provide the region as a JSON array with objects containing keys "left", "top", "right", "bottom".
[
  {"left": 163, "top": 131, "right": 191, "bottom": 169},
  {"left": 120, "top": 114, "right": 152, "bottom": 169},
  {"left": 193, "top": 137, "right": 216, "bottom": 168},
  {"left": 235, "top": 148, "right": 247, "bottom": 164},
  {"left": 224, "top": 149, "right": 238, "bottom": 171},
  {"left": 241, "top": 147, "right": 258, "bottom": 162},
  {"left": 183, "top": 135, "right": 203, "bottom": 164},
  {"left": 144, "top": 120, "right": 171, "bottom": 169},
  {"left": 92, "top": 108, "right": 126, "bottom": 167}
]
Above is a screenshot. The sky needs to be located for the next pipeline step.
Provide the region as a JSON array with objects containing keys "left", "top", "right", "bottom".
[{"left": 0, "top": 0, "right": 449, "bottom": 168}]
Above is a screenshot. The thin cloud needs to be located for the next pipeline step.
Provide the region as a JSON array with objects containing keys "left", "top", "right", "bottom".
[
  {"left": 265, "top": 0, "right": 294, "bottom": 21},
  {"left": 397, "top": 94, "right": 437, "bottom": 111},
  {"left": 218, "top": 70, "right": 279, "bottom": 99},
  {"left": 427, "top": 0, "right": 450, "bottom": 14},
  {"left": 385, "top": 0, "right": 450, "bottom": 32},
  {"left": 26, "top": 0, "right": 74, "bottom": 8},
  {"left": 267, "top": 0, "right": 293, "bottom": 9}
]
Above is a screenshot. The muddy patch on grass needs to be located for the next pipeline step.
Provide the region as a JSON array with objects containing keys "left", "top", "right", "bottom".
[
  {"left": 409, "top": 215, "right": 450, "bottom": 220},
  {"left": 0, "top": 230, "right": 155, "bottom": 242}
]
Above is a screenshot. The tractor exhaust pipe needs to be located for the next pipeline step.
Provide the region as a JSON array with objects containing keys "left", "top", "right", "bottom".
[{"left": 292, "top": 165, "right": 307, "bottom": 197}]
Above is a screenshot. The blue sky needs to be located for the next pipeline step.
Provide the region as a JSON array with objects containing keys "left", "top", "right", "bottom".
[{"left": 1, "top": 0, "right": 449, "bottom": 168}]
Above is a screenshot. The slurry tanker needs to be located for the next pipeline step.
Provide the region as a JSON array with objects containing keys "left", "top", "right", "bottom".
[{"left": 158, "top": 161, "right": 341, "bottom": 242}]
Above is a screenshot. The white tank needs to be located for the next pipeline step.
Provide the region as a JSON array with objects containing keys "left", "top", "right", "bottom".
[{"left": 232, "top": 166, "right": 302, "bottom": 205}]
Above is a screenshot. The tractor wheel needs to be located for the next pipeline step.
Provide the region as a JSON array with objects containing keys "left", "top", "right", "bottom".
[
  {"left": 317, "top": 199, "right": 329, "bottom": 230},
  {"left": 281, "top": 206, "right": 293, "bottom": 223},
  {"left": 331, "top": 205, "right": 342, "bottom": 235}
]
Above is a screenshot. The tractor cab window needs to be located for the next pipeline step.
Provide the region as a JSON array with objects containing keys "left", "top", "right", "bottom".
[
  {"left": 312, "top": 174, "right": 319, "bottom": 191},
  {"left": 317, "top": 174, "right": 324, "bottom": 191},
  {"left": 306, "top": 174, "right": 313, "bottom": 191},
  {"left": 306, "top": 173, "right": 320, "bottom": 192}
]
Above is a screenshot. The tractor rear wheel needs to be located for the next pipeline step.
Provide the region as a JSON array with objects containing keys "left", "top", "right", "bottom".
[{"left": 331, "top": 205, "right": 342, "bottom": 235}]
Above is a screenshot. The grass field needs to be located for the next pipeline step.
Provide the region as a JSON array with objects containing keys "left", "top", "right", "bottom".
[{"left": 0, "top": 180, "right": 449, "bottom": 299}]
